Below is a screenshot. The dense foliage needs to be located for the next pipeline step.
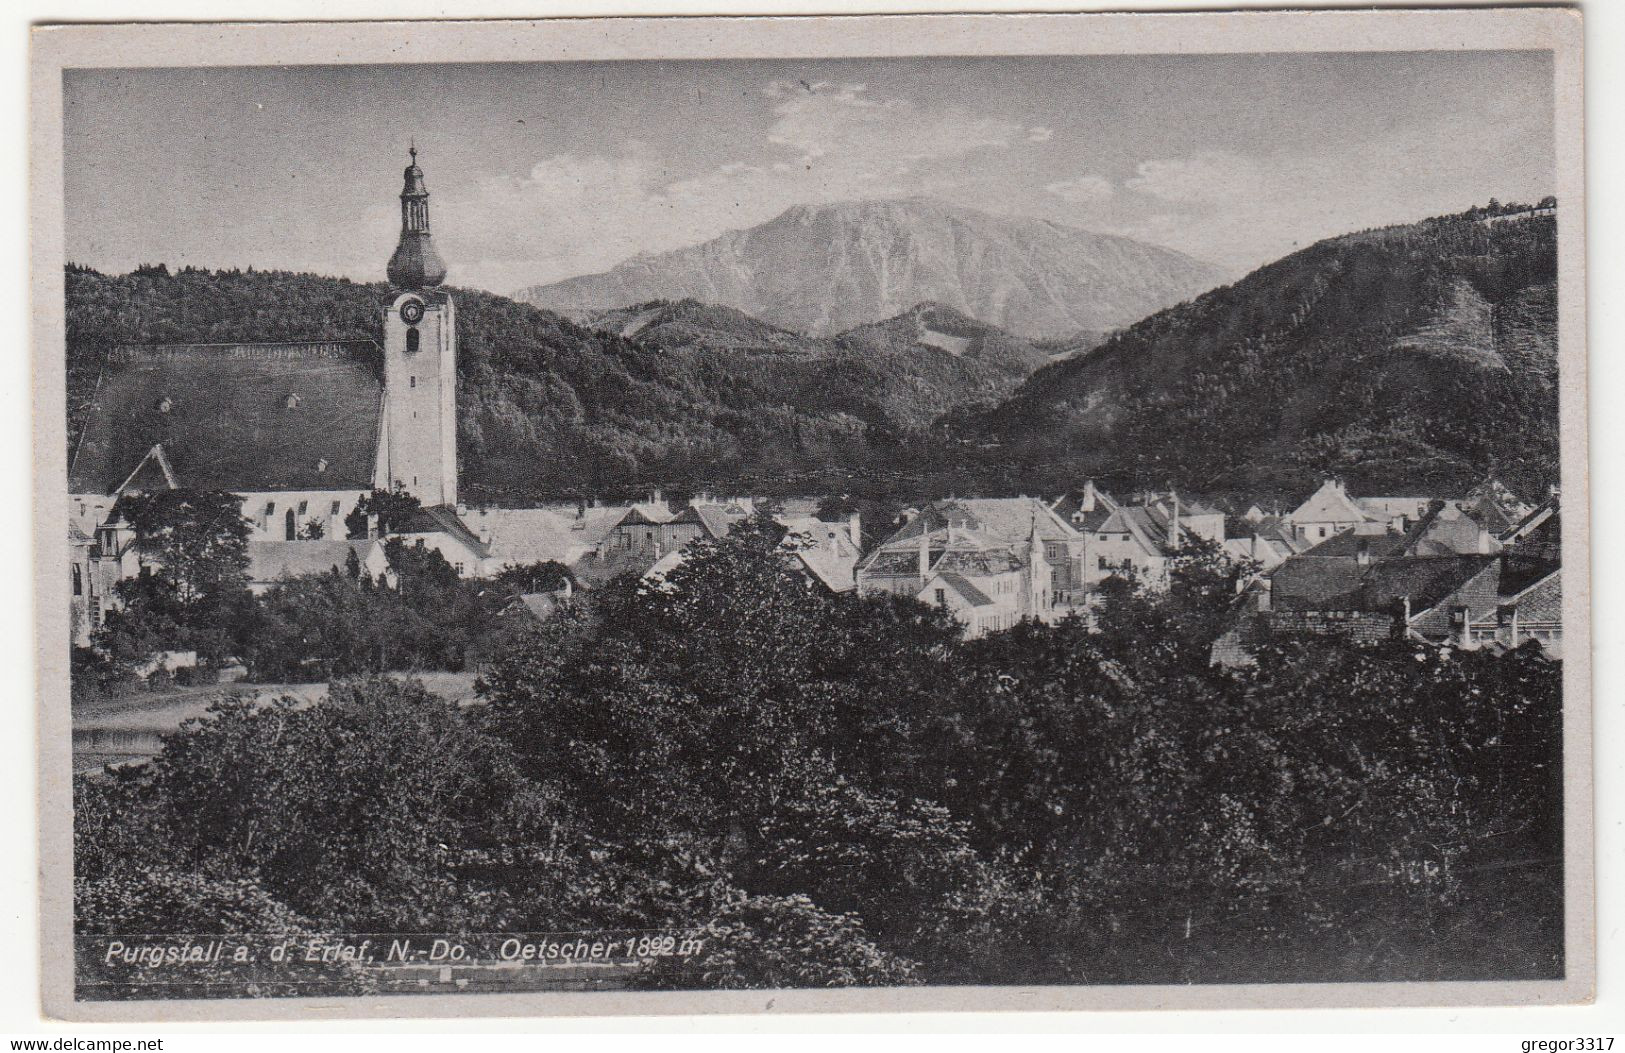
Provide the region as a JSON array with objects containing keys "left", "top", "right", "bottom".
[
  {"left": 79, "top": 488, "right": 518, "bottom": 690},
  {"left": 76, "top": 518, "right": 1563, "bottom": 996},
  {"left": 90, "top": 489, "right": 256, "bottom": 678},
  {"left": 66, "top": 205, "right": 1558, "bottom": 506}
]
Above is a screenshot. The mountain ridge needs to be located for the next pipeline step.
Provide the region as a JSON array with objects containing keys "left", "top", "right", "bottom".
[
  {"left": 960, "top": 204, "right": 1560, "bottom": 499},
  {"left": 516, "top": 197, "right": 1223, "bottom": 339}
]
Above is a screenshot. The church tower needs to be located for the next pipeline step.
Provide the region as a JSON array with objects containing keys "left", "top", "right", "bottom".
[{"left": 381, "top": 145, "right": 457, "bottom": 508}]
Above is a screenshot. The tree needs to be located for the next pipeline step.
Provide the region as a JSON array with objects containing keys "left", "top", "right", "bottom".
[
  {"left": 110, "top": 489, "right": 251, "bottom": 610},
  {"left": 96, "top": 489, "right": 254, "bottom": 665},
  {"left": 344, "top": 485, "right": 421, "bottom": 539},
  {"left": 490, "top": 560, "right": 574, "bottom": 596},
  {"left": 144, "top": 678, "right": 557, "bottom": 931}
]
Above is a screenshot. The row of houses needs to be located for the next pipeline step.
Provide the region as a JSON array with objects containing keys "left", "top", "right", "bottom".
[
  {"left": 66, "top": 150, "right": 1561, "bottom": 664},
  {"left": 1213, "top": 488, "right": 1562, "bottom": 665},
  {"left": 846, "top": 476, "right": 1559, "bottom": 651}
]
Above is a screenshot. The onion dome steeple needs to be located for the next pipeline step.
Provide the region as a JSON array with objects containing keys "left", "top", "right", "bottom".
[{"left": 387, "top": 144, "right": 448, "bottom": 290}]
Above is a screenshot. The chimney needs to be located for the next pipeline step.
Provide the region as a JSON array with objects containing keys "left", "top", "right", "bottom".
[
  {"left": 1356, "top": 537, "right": 1371, "bottom": 566},
  {"left": 1081, "top": 479, "right": 1098, "bottom": 512},
  {"left": 918, "top": 532, "right": 930, "bottom": 582},
  {"left": 1169, "top": 489, "right": 1182, "bottom": 551},
  {"left": 1477, "top": 524, "right": 1493, "bottom": 554},
  {"left": 847, "top": 511, "right": 862, "bottom": 548},
  {"left": 367, "top": 512, "right": 380, "bottom": 540}
]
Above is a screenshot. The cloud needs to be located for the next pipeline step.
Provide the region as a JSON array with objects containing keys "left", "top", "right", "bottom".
[
  {"left": 1027, "top": 126, "right": 1054, "bottom": 143},
  {"left": 1124, "top": 150, "right": 1264, "bottom": 204},
  {"left": 1044, "top": 174, "right": 1114, "bottom": 204},
  {"left": 764, "top": 80, "right": 1022, "bottom": 166},
  {"left": 437, "top": 82, "right": 1038, "bottom": 291}
]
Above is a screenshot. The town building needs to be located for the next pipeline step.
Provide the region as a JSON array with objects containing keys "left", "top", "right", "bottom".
[
  {"left": 856, "top": 497, "right": 1079, "bottom": 637},
  {"left": 643, "top": 511, "right": 863, "bottom": 596},
  {"left": 69, "top": 148, "right": 465, "bottom": 639},
  {"left": 1282, "top": 478, "right": 1432, "bottom": 545},
  {"left": 246, "top": 539, "right": 394, "bottom": 595},
  {"left": 1214, "top": 496, "right": 1564, "bottom": 665}
]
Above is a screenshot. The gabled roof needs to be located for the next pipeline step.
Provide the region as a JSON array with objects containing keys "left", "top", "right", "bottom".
[
  {"left": 503, "top": 590, "right": 571, "bottom": 621},
  {"left": 1096, "top": 505, "right": 1175, "bottom": 556},
  {"left": 614, "top": 505, "right": 667, "bottom": 528},
  {"left": 70, "top": 342, "right": 383, "bottom": 494},
  {"left": 1289, "top": 480, "right": 1380, "bottom": 525},
  {"left": 777, "top": 515, "right": 856, "bottom": 550},
  {"left": 1355, "top": 496, "right": 1433, "bottom": 520},
  {"left": 1295, "top": 527, "right": 1412, "bottom": 561},
  {"left": 462, "top": 507, "right": 588, "bottom": 566},
  {"left": 396, "top": 505, "right": 492, "bottom": 559},
  {"left": 930, "top": 570, "right": 996, "bottom": 608},
  {"left": 1051, "top": 484, "right": 1121, "bottom": 532},
  {"left": 1360, "top": 555, "right": 1500, "bottom": 615},
  {"left": 884, "top": 497, "right": 1079, "bottom": 550},
  {"left": 116, "top": 443, "right": 179, "bottom": 494},
  {"left": 248, "top": 538, "right": 385, "bottom": 584},
  {"left": 793, "top": 546, "right": 858, "bottom": 593},
  {"left": 670, "top": 503, "right": 743, "bottom": 539},
  {"left": 571, "top": 544, "right": 666, "bottom": 588},
  {"left": 1497, "top": 552, "right": 1560, "bottom": 598},
  {"left": 1503, "top": 497, "right": 1560, "bottom": 546}
]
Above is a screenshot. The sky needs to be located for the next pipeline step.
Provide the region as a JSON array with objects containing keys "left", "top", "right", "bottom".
[{"left": 63, "top": 51, "right": 1555, "bottom": 294}]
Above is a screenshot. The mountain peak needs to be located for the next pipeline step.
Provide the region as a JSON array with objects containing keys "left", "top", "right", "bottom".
[{"left": 517, "top": 198, "right": 1223, "bottom": 338}]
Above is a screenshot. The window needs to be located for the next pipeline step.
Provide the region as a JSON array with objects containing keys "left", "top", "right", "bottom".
[
  {"left": 453, "top": 562, "right": 465, "bottom": 575},
  {"left": 1097, "top": 556, "right": 1109, "bottom": 570},
  {"left": 265, "top": 501, "right": 276, "bottom": 516},
  {"left": 78, "top": 503, "right": 86, "bottom": 517},
  {"left": 1318, "top": 526, "right": 1328, "bottom": 538},
  {"left": 297, "top": 500, "right": 308, "bottom": 516},
  {"left": 71, "top": 564, "right": 82, "bottom": 597},
  {"left": 410, "top": 376, "right": 417, "bottom": 388},
  {"left": 330, "top": 500, "right": 342, "bottom": 516},
  {"left": 406, "top": 328, "right": 420, "bottom": 354},
  {"left": 934, "top": 588, "right": 946, "bottom": 606}
]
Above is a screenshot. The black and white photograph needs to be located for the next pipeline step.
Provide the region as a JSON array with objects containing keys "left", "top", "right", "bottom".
[{"left": 29, "top": 7, "right": 1591, "bottom": 1019}]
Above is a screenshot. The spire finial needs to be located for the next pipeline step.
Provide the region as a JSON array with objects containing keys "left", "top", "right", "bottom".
[{"left": 409, "top": 139, "right": 417, "bottom": 163}]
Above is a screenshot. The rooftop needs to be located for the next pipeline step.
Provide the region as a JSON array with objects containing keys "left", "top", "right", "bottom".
[{"left": 70, "top": 342, "right": 383, "bottom": 495}]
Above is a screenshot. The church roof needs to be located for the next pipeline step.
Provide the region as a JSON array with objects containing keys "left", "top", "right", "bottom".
[{"left": 69, "top": 342, "right": 383, "bottom": 495}]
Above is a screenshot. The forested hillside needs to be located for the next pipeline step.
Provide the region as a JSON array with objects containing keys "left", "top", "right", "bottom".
[
  {"left": 966, "top": 205, "right": 1561, "bottom": 499},
  {"left": 65, "top": 202, "right": 1562, "bottom": 505},
  {"left": 64, "top": 268, "right": 1018, "bottom": 500}
]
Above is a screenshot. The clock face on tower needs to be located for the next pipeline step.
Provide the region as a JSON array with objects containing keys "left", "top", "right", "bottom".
[{"left": 399, "top": 298, "right": 426, "bottom": 326}]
